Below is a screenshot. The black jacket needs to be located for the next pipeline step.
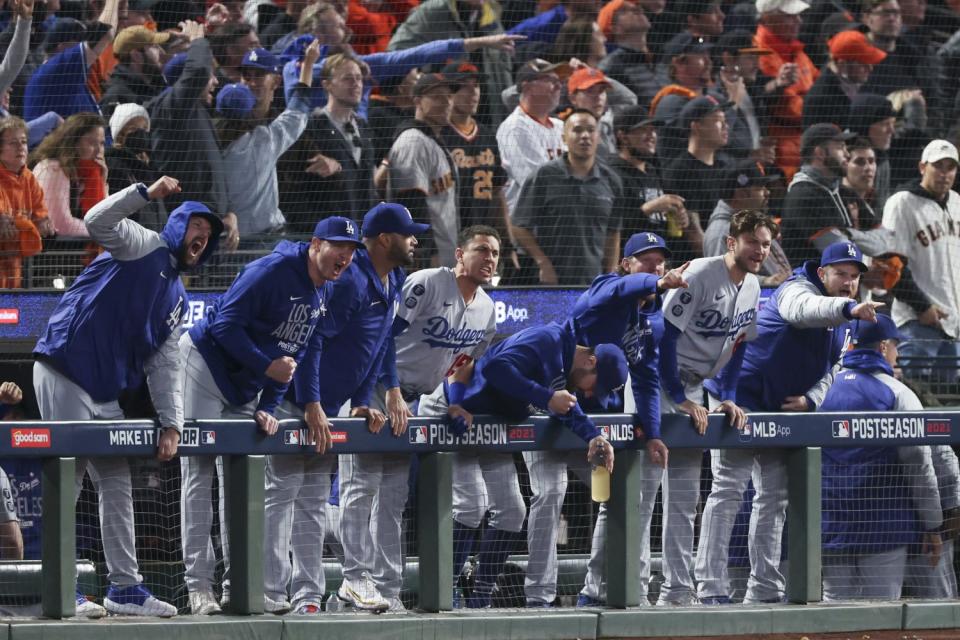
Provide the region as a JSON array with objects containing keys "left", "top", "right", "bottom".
[
  {"left": 99, "top": 63, "right": 164, "bottom": 117},
  {"left": 801, "top": 67, "right": 851, "bottom": 131}
]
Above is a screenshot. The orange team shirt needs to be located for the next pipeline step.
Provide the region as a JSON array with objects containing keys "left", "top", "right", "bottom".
[{"left": 0, "top": 165, "right": 47, "bottom": 287}]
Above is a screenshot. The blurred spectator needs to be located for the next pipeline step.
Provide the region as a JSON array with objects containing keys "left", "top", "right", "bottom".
[
  {"left": 801, "top": 30, "right": 887, "bottom": 130},
  {"left": 846, "top": 93, "right": 895, "bottom": 206},
  {"left": 566, "top": 66, "right": 617, "bottom": 153},
  {"left": 389, "top": 0, "right": 516, "bottom": 125},
  {"left": 99, "top": 25, "right": 171, "bottom": 117},
  {"left": 887, "top": 88, "right": 930, "bottom": 189},
  {"left": 597, "top": 0, "right": 659, "bottom": 108},
  {"left": 0, "top": 116, "right": 45, "bottom": 288},
  {"left": 511, "top": 108, "right": 623, "bottom": 285},
  {"left": 279, "top": 51, "right": 376, "bottom": 230},
  {"left": 260, "top": 0, "right": 315, "bottom": 49},
  {"left": 712, "top": 30, "right": 776, "bottom": 161},
  {"left": 24, "top": 0, "right": 120, "bottom": 121},
  {"left": 208, "top": 22, "right": 259, "bottom": 85},
  {"left": 608, "top": 105, "right": 680, "bottom": 241},
  {"left": 366, "top": 68, "right": 418, "bottom": 164},
  {"left": 859, "top": 0, "right": 938, "bottom": 114},
  {"left": 269, "top": 1, "right": 343, "bottom": 54},
  {"left": 386, "top": 72, "right": 459, "bottom": 267},
  {"left": 217, "top": 40, "right": 316, "bottom": 238},
  {"left": 755, "top": 0, "right": 818, "bottom": 180},
  {"left": 104, "top": 103, "right": 164, "bottom": 228},
  {"left": 347, "top": 0, "right": 416, "bottom": 55},
  {"left": 147, "top": 20, "right": 238, "bottom": 247},
  {"left": 547, "top": 17, "right": 605, "bottom": 67},
  {"left": 239, "top": 47, "right": 282, "bottom": 119},
  {"left": 661, "top": 0, "right": 725, "bottom": 56},
  {"left": 29, "top": 111, "right": 107, "bottom": 238},
  {"left": 441, "top": 61, "right": 510, "bottom": 240},
  {"left": 508, "top": 0, "right": 599, "bottom": 47},
  {"left": 661, "top": 95, "right": 730, "bottom": 262},
  {"left": 648, "top": 36, "right": 715, "bottom": 162},
  {"left": 839, "top": 136, "right": 879, "bottom": 226},
  {"left": 882, "top": 139, "right": 960, "bottom": 381},
  {"left": 703, "top": 159, "right": 792, "bottom": 287}
]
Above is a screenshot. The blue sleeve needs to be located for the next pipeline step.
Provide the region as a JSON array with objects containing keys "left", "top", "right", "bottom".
[
  {"left": 26, "top": 112, "right": 62, "bottom": 148},
  {"left": 482, "top": 345, "right": 554, "bottom": 410},
  {"left": 712, "top": 344, "right": 746, "bottom": 403},
  {"left": 287, "top": 82, "right": 312, "bottom": 113},
  {"left": 0, "top": 404, "right": 8, "bottom": 420},
  {"left": 360, "top": 39, "right": 466, "bottom": 83},
  {"left": 559, "top": 403, "right": 602, "bottom": 442},
  {"left": 291, "top": 330, "right": 325, "bottom": 406},
  {"left": 256, "top": 380, "right": 289, "bottom": 414},
  {"left": 658, "top": 321, "right": 686, "bottom": 405},
  {"left": 379, "top": 333, "right": 400, "bottom": 390},
  {"left": 208, "top": 266, "right": 275, "bottom": 376},
  {"left": 507, "top": 6, "right": 566, "bottom": 42},
  {"left": 631, "top": 343, "right": 662, "bottom": 440},
  {"left": 352, "top": 334, "right": 391, "bottom": 408}
]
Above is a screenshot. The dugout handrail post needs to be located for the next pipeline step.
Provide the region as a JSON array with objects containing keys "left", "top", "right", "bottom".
[
  {"left": 224, "top": 454, "right": 266, "bottom": 615},
  {"left": 416, "top": 451, "right": 453, "bottom": 612},
  {"left": 786, "top": 446, "right": 822, "bottom": 604},
  {"left": 40, "top": 456, "right": 76, "bottom": 619},
  {"left": 606, "top": 447, "right": 642, "bottom": 608}
]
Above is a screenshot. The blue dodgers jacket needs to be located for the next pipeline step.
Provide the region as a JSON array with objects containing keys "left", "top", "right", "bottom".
[
  {"left": 34, "top": 185, "right": 222, "bottom": 429},
  {"left": 819, "top": 349, "right": 942, "bottom": 554},
  {"left": 569, "top": 272, "right": 664, "bottom": 438},
  {"left": 461, "top": 321, "right": 603, "bottom": 443},
  {"left": 190, "top": 240, "right": 333, "bottom": 413},
  {"left": 706, "top": 261, "right": 854, "bottom": 411},
  {"left": 290, "top": 248, "right": 403, "bottom": 414}
]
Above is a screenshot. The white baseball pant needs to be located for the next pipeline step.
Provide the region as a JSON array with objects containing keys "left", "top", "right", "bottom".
[
  {"left": 822, "top": 546, "right": 907, "bottom": 601},
  {"left": 906, "top": 538, "right": 957, "bottom": 598}
]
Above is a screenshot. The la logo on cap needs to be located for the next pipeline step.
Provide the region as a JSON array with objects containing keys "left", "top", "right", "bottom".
[
  {"left": 346, "top": 221, "right": 355, "bottom": 235},
  {"left": 647, "top": 233, "right": 657, "bottom": 243},
  {"left": 249, "top": 51, "right": 258, "bottom": 61},
  {"left": 847, "top": 243, "right": 857, "bottom": 257}
]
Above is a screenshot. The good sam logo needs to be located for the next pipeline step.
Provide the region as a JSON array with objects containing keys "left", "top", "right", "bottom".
[{"left": 11, "top": 428, "right": 51, "bottom": 448}]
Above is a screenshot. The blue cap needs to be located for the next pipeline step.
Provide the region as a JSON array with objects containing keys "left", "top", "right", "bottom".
[
  {"left": 594, "top": 343, "right": 628, "bottom": 403},
  {"left": 313, "top": 216, "right": 363, "bottom": 247},
  {"left": 623, "top": 232, "right": 672, "bottom": 259},
  {"left": 820, "top": 241, "right": 867, "bottom": 272},
  {"left": 362, "top": 202, "right": 430, "bottom": 238},
  {"left": 216, "top": 83, "right": 256, "bottom": 119},
  {"left": 43, "top": 18, "right": 86, "bottom": 54},
  {"left": 851, "top": 314, "right": 901, "bottom": 346},
  {"left": 162, "top": 53, "right": 188, "bottom": 86},
  {"left": 241, "top": 48, "right": 281, "bottom": 74}
]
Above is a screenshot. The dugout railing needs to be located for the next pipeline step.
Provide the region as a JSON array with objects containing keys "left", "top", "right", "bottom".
[{"left": 2, "top": 409, "right": 958, "bottom": 619}]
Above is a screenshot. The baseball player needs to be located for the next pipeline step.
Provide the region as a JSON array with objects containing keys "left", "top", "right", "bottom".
[
  {"left": 819, "top": 315, "right": 943, "bottom": 601},
  {"left": 267, "top": 203, "right": 425, "bottom": 613},
  {"left": 0, "top": 381, "right": 23, "bottom": 561},
  {"left": 357, "top": 224, "right": 501, "bottom": 611},
  {"left": 419, "top": 322, "right": 625, "bottom": 608},
  {"left": 655, "top": 209, "right": 775, "bottom": 606},
  {"left": 695, "top": 241, "right": 881, "bottom": 604},
  {"left": 181, "top": 216, "right": 362, "bottom": 615},
  {"left": 907, "top": 445, "right": 960, "bottom": 598},
  {"left": 33, "top": 177, "right": 219, "bottom": 618},
  {"left": 576, "top": 233, "right": 688, "bottom": 606}
]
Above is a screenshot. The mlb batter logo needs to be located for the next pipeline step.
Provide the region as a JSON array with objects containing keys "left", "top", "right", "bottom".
[
  {"left": 201, "top": 431, "right": 216, "bottom": 445},
  {"left": 283, "top": 430, "right": 301, "bottom": 445},
  {"left": 410, "top": 426, "right": 428, "bottom": 444},
  {"left": 832, "top": 420, "right": 851, "bottom": 438}
]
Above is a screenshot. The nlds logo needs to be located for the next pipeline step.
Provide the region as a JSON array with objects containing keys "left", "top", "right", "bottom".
[
  {"left": 599, "top": 424, "right": 634, "bottom": 442},
  {"left": 832, "top": 420, "right": 851, "bottom": 438}
]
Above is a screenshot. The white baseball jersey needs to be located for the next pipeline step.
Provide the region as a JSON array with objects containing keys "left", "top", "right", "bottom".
[
  {"left": 396, "top": 267, "right": 497, "bottom": 395},
  {"left": 496, "top": 106, "right": 565, "bottom": 216},
  {"left": 662, "top": 255, "right": 760, "bottom": 382},
  {"left": 387, "top": 128, "right": 459, "bottom": 266},
  {"left": 881, "top": 187, "right": 960, "bottom": 338}
]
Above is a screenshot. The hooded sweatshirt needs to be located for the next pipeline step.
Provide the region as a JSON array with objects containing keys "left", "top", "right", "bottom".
[
  {"left": 34, "top": 184, "right": 223, "bottom": 430},
  {"left": 782, "top": 164, "right": 850, "bottom": 265}
]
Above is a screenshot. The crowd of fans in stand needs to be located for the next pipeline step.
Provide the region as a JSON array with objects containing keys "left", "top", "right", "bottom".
[{"left": 1, "top": 0, "right": 960, "bottom": 371}]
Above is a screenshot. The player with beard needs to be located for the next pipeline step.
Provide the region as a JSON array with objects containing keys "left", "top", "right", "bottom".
[
  {"left": 442, "top": 62, "right": 510, "bottom": 243},
  {"left": 180, "top": 215, "right": 362, "bottom": 615},
  {"left": 608, "top": 105, "right": 686, "bottom": 242},
  {"left": 100, "top": 26, "right": 171, "bottom": 117},
  {"left": 33, "top": 176, "right": 222, "bottom": 618},
  {"left": 654, "top": 209, "right": 774, "bottom": 606}
]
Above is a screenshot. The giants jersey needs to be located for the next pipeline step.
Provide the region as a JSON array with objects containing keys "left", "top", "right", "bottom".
[
  {"left": 496, "top": 106, "right": 565, "bottom": 216},
  {"left": 882, "top": 185, "right": 960, "bottom": 338},
  {"left": 396, "top": 267, "right": 497, "bottom": 395},
  {"left": 444, "top": 122, "right": 507, "bottom": 230},
  {"left": 663, "top": 255, "right": 760, "bottom": 382}
]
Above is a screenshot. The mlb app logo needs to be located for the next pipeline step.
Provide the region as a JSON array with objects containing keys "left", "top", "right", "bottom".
[
  {"left": 284, "top": 430, "right": 301, "bottom": 445},
  {"left": 201, "top": 431, "right": 216, "bottom": 445},
  {"left": 410, "top": 426, "right": 428, "bottom": 444},
  {"left": 832, "top": 420, "right": 851, "bottom": 438}
]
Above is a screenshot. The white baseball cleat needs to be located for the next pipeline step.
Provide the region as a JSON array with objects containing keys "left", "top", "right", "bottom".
[
  {"left": 337, "top": 573, "right": 389, "bottom": 611},
  {"left": 103, "top": 584, "right": 177, "bottom": 617},
  {"left": 384, "top": 597, "right": 406, "bottom": 612},
  {"left": 264, "top": 595, "right": 292, "bottom": 614},
  {"left": 75, "top": 590, "right": 106, "bottom": 619},
  {"left": 188, "top": 590, "right": 222, "bottom": 615}
]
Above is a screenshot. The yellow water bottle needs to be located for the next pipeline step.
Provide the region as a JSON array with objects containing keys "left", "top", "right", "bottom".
[
  {"left": 665, "top": 209, "right": 683, "bottom": 238},
  {"left": 591, "top": 452, "right": 610, "bottom": 503}
]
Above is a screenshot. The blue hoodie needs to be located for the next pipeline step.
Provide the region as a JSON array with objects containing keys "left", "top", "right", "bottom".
[
  {"left": 290, "top": 248, "right": 403, "bottom": 414},
  {"left": 706, "top": 261, "right": 854, "bottom": 411},
  {"left": 819, "top": 348, "right": 942, "bottom": 554},
  {"left": 460, "top": 321, "right": 603, "bottom": 443},
  {"left": 190, "top": 240, "right": 334, "bottom": 413},
  {"left": 35, "top": 185, "right": 221, "bottom": 415},
  {"left": 569, "top": 272, "right": 664, "bottom": 438}
]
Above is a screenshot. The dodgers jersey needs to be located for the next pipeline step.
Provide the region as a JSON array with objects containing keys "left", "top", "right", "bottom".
[
  {"left": 662, "top": 255, "right": 760, "bottom": 383},
  {"left": 395, "top": 267, "right": 497, "bottom": 395}
]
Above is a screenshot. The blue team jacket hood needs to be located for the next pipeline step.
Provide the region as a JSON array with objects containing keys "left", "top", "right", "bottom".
[{"left": 160, "top": 200, "right": 223, "bottom": 269}]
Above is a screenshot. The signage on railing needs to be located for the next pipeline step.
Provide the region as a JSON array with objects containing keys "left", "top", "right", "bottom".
[{"left": 3, "top": 411, "right": 957, "bottom": 457}]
